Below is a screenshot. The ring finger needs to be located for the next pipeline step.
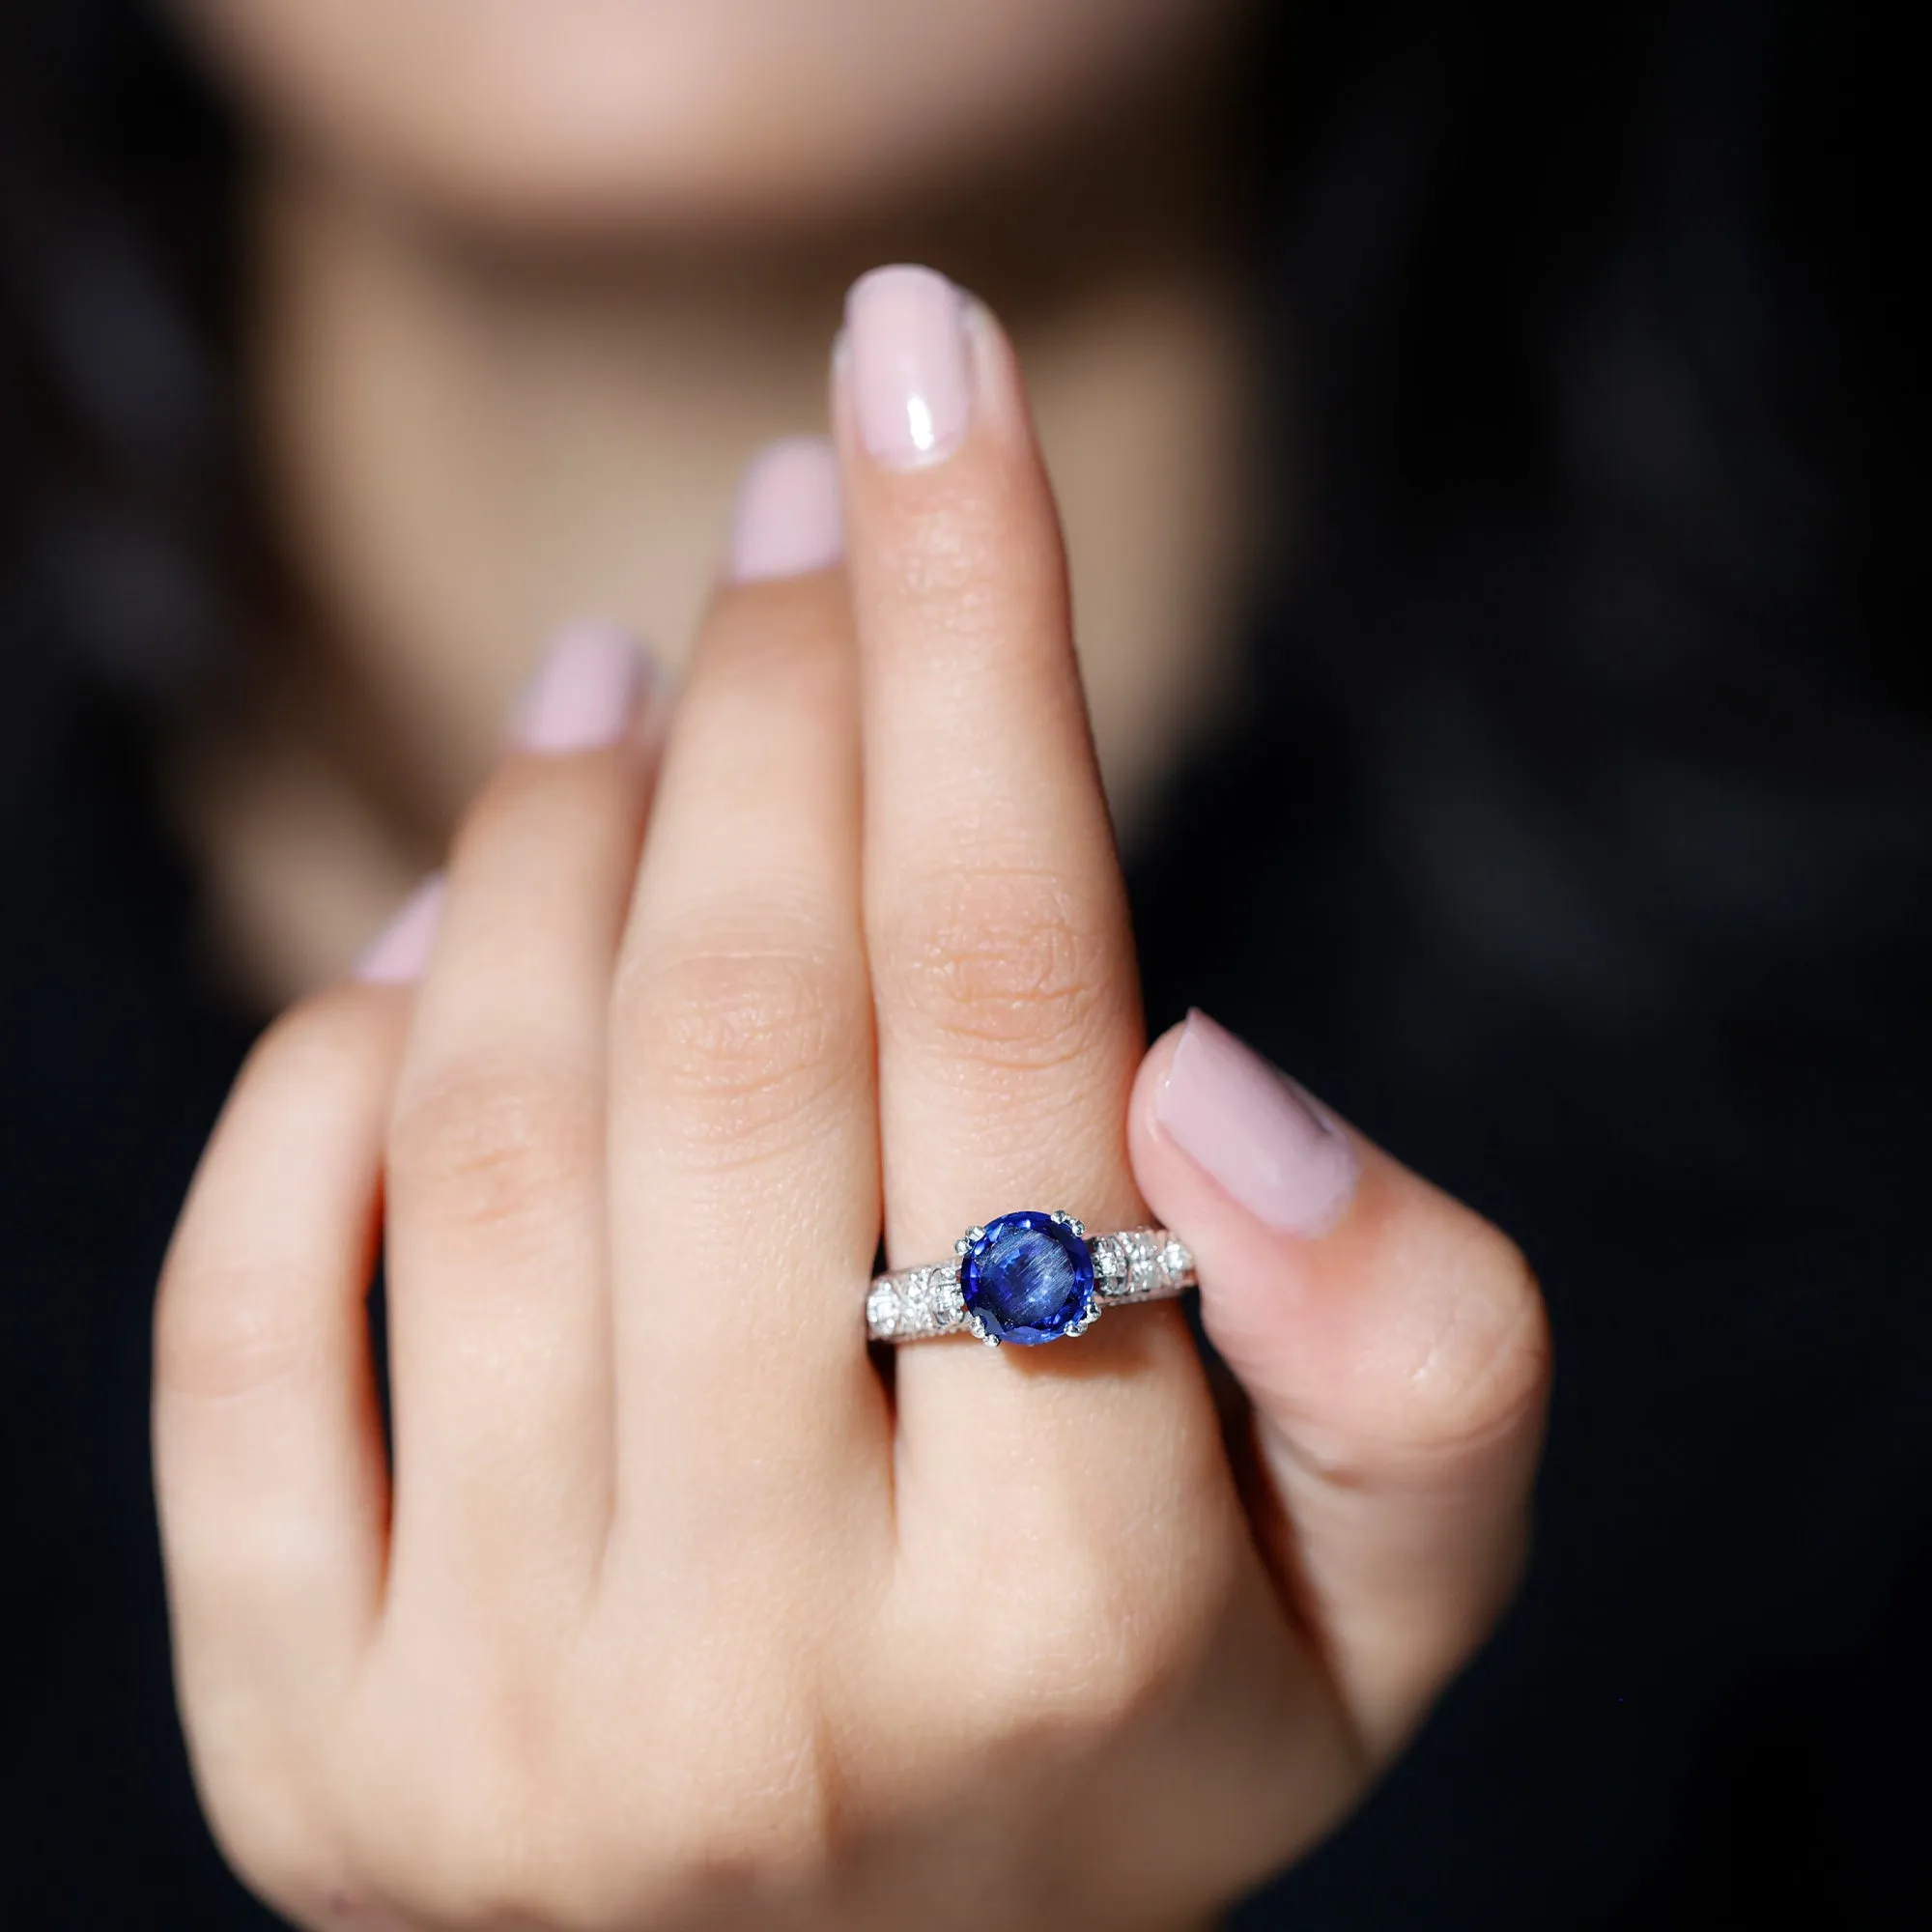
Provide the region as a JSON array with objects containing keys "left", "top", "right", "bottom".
[{"left": 837, "top": 270, "right": 1229, "bottom": 1535}]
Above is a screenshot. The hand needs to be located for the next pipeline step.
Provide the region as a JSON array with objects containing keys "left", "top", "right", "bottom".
[{"left": 155, "top": 267, "right": 1548, "bottom": 1930}]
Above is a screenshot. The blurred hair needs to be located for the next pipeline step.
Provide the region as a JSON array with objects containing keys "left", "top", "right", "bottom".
[
  {"left": 1269, "top": 0, "right": 1914, "bottom": 712},
  {"left": 0, "top": 0, "right": 250, "bottom": 785},
  {"left": 1174, "top": 0, "right": 1931, "bottom": 1105}
]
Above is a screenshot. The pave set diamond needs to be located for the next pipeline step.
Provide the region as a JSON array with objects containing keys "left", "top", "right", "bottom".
[
  {"left": 1090, "top": 1228, "right": 1194, "bottom": 1302},
  {"left": 866, "top": 1265, "right": 965, "bottom": 1343}
]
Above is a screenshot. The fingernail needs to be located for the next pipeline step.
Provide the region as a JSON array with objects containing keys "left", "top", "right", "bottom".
[
  {"left": 354, "top": 873, "right": 445, "bottom": 985},
  {"left": 1155, "top": 1010, "right": 1360, "bottom": 1236},
  {"left": 844, "top": 264, "right": 972, "bottom": 469},
  {"left": 728, "top": 436, "right": 844, "bottom": 582},
  {"left": 512, "top": 621, "right": 650, "bottom": 753}
]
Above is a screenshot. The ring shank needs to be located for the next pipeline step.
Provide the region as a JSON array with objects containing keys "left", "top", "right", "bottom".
[{"left": 866, "top": 1228, "right": 1196, "bottom": 1344}]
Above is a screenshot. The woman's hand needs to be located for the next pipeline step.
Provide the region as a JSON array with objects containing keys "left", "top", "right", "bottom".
[{"left": 155, "top": 267, "right": 1548, "bottom": 1930}]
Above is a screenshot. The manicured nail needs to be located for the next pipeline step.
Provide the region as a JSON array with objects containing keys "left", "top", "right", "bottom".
[
  {"left": 354, "top": 873, "right": 445, "bottom": 985},
  {"left": 512, "top": 621, "right": 649, "bottom": 753},
  {"left": 728, "top": 436, "right": 844, "bottom": 582},
  {"left": 844, "top": 265, "right": 972, "bottom": 469},
  {"left": 1155, "top": 1010, "right": 1360, "bottom": 1236}
]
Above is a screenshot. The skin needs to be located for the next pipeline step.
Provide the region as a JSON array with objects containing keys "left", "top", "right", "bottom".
[
  {"left": 154, "top": 4, "right": 1552, "bottom": 1924},
  {"left": 174, "top": 0, "right": 1245, "bottom": 233}
]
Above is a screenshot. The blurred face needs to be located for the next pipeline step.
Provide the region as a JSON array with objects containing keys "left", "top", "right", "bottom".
[{"left": 176, "top": 0, "right": 1244, "bottom": 235}]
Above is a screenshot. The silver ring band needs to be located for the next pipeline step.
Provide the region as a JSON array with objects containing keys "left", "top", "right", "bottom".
[{"left": 867, "top": 1212, "right": 1196, "bottom": 1348}]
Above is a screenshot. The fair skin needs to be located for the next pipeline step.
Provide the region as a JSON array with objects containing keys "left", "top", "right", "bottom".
[{"left": 155, "top": 5, "right": 1551, "bottom": 1927}]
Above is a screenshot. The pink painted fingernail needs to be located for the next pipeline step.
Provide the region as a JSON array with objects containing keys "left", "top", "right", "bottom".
[
  {"left": 354, "top": 873, "right": 446, "bottom": 985},
  {"left": 844, "top": 265, "right": 972, "bottom": 469},
  {"left": 728, "top": 436, "right": 844, "bottom": 582},
  {"left": 512, "top": 621, "right": 650, "bottom": 753},
  {"left": 1155, "top": 1010, "right": 1360, "bottom": 1236}
]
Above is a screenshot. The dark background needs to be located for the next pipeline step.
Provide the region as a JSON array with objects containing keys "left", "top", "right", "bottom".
[{"left": 4, "top": 0, "right": 1928, "bottom": 1924}]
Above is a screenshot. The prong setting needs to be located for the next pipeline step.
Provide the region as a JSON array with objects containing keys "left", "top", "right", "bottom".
[
  {"left": 962, "top": 1309, "right": 1000, "bottom": 1348},
  {"left": 1060, "top": 1292, "right": 1102, "bottom": 1338}
]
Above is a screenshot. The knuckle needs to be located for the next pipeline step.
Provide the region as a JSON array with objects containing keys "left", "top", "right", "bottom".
[
  {"left": 388, "top": 1056, "right": 595, "bottom": 1237},
  {"left": 647, "top": 1719, "right": 843, "bottom": 1899},
  {"left": 448, "top": 761, "right": 532, "bottom": 866},
  {"left": 1025, "top": 1592, "right": 1169, "bottom": 1732},
  {"left": 704, "top": 584, "right": 847, "bottom": 695},
  {"left": 657, "top": 1782, "right": 836, "bottom": 1898},
  {"left": 345, "top": 1721, "right": 559, "bottom": 1924},
  {"left": 157, "top": 991, "right": 393, "bottom": 1402},
  {"left": 232, "top": 982, "right": 396, "bottom": 1115},
  {"left": 618, "top": 927, "right": 854, "bottom": 1167},
  {"left": 876, "top": 865, "right": 1119, "bottom": 1070},
  {"left": 357, "top": 1704, "right": 839, "bottom": 1922},
  {"left": 255, "top": 980, "right": 382, "bottom": 1068},
  {"left": 1400, "top": 1219, "right": 1552, "bottom": 1460},
  {"left": 450, "top": 749, "right": 611, "bottom": 867},
  {"left": 200, "top": 1774, "right": 350, "bottom": 1925},
  {"left": 941, "top": 1521, "right": 1194, "bottom": 1743},
  {"left": 155, "top": 1258, "right": 315, "bottom": 1402}
]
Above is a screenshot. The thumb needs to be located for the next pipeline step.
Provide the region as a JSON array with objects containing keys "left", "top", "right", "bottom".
[{"left": 1128, "top": 1011, "right": 1550, "bottom": 1758}]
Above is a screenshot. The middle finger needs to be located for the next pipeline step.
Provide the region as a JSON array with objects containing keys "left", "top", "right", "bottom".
[{"left": 607, "top": 439, "right": 890, "bottom": 1572}]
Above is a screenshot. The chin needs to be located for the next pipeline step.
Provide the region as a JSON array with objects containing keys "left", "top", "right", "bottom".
[{"left": 180, "top": 0, "right": 1238, "bottom": 240}]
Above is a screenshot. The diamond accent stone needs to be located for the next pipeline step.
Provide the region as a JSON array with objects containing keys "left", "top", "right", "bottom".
[
  {"left": 1092, "top": 1235, "right": 1129, "bottom": 1294},
  {"left": 871, "top": 1264, "right": 965, "bottom": 1340},
  {"left": 1122, "top": 1230, "right": 1161, "bottom": 1294},
  {"left": 1160, "top": 1238, "right": 1193, "bottom": 1289}
]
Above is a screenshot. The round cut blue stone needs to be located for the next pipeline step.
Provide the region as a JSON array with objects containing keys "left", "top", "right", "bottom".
[{"left": 960, "top": 1211, "right": 1094, "bottom": 1346}]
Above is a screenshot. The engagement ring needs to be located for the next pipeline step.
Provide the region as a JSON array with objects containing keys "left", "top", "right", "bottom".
[{"left": 867, "top": 1210, "right": 1195, "bottom": 1347}]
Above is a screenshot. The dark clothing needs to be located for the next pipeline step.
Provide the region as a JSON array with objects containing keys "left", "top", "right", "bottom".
[
  {"left": 2, "top": 706, "right": 253, "bottom": 1925},
  {"left": 6, "top": 664, "right": 1930, "bottom": 1927}
]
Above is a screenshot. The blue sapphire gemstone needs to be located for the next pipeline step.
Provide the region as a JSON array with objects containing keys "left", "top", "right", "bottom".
[{"left": 959, "top": 1211, "right": 1094, "bottom": 1346}]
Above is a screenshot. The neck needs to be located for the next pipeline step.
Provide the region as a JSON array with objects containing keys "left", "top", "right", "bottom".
[{"left": 180, "top": 73, "right": 1262, "bottom": 1003}]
